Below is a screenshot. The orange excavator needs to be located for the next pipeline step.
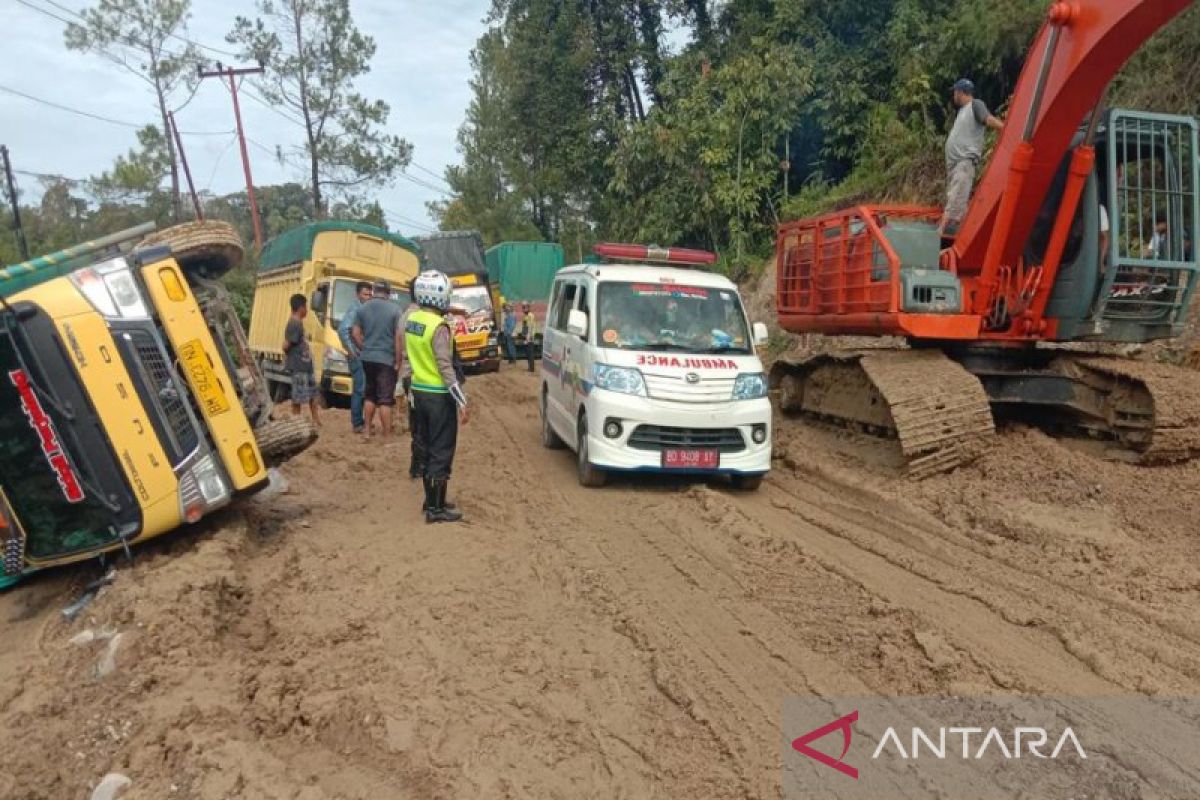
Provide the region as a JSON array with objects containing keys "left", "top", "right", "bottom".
[{"left": 772, "top": 0, "right": 1200, "bottom": 476}]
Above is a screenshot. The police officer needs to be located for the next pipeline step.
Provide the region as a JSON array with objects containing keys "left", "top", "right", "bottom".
[{"left": 404, "top": 271, "right": 469, "bottom": 523}]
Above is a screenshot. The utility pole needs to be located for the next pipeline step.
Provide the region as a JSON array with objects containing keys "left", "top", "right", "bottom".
[
  {"left": 169, "top": 112, "right": 203, "bottom": 222},
  {"left": 199, "top": 63, "right": 265, "bottom": 252},
  {"left": 0, "top": 146, "right": 30, "bottom": 261}
]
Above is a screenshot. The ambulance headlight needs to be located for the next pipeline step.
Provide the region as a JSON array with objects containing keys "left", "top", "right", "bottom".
[
  {"left": 732, "top": 373, "right": 768, "bottom": 401},
  {"left": 592, "top": 364, "right": 646, "bottom": 397}
]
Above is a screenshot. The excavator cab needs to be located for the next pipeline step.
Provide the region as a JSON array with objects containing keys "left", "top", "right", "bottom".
[{"left": 1041, "top": 109, "right": 1200, "bottom": 342}]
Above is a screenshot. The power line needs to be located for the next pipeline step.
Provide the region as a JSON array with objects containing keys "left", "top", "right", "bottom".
[
  {"left": 241, "top": 86, "right": 309, "bottom": 129},
  {"left": 13, "top": 167, "right": 151, "bottom": 194},
  {"left": 35, "top": 0, "right": 242, "bottom": 59},
  {"left": 203, "top": 133, "right": 241, "bottom": 192},
  {"left": 383, "top": 207, "right": 436, "bottom": 234},
  {"left": 0, "top": 83, "right": 233, "bottom": 136},
  {"left": 397, "top": 170, "right": 452, "bottom": 197},
  {"left": 410, "top": 161, "right": 452, "bottom": 188}
]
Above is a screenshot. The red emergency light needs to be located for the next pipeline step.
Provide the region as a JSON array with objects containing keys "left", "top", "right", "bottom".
[{"left": 593, "top": 243, "right": 718, "bottom": 266}]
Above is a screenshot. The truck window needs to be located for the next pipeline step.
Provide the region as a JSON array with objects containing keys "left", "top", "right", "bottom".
[
  {"left": 330, "top": 280, "right": 410, "bottom": 330},
  {"left": 450, "top": 284, "right": 495, "bottom": 331}
]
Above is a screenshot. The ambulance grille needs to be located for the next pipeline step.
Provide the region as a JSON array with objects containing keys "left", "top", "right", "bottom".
[{"left": 627, "top": 425, "right": 745, "bottom": 453}]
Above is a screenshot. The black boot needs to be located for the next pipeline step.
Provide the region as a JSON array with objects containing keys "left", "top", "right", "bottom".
[
  {"left": 420, "top": 478, "right": 436, "bottom": 515},
  {"left": 425, "top": 479, "right": 463, "bottom": 523},
  {"left": 421, "top": 479, "right": 458, "bottom": 513}
]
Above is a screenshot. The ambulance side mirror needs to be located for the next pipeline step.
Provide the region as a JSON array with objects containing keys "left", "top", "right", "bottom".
[
  {"left": 753, "top": 322, "right": 769, "bottom": 346},
  {"left": 567, "top": 309, "right": 588, "bottom": 339}
]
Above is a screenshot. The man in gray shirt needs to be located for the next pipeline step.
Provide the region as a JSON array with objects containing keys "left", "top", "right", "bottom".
[
  {"left": 283, "top": 293, "right": 321, "bottom": 426},
  {"left": 352, "top": 280, "right": 403, "bottom": 439},
  {"left": 940, "top": 79, "right": 1004, "bottom": 237}
]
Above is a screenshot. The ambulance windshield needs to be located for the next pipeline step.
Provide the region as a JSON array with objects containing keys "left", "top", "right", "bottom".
[{"left": 597, "top": 282, "right": 752, "bottom": 354}]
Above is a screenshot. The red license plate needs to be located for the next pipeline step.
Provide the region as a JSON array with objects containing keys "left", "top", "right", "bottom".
[{"left": 661, "top": 449, "right": 720, "bottom": 470}]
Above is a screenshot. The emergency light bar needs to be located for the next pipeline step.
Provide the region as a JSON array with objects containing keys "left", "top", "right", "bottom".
[{"left": 593, "top": 243, "right": 718, "bottom": 266}]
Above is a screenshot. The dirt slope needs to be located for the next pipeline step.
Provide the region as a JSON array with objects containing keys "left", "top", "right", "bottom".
[{"left": 2, "top": 368, "right": 1200, "bottom": 799}]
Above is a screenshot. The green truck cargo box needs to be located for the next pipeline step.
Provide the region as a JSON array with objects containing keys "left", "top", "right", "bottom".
[{"left": 485, "top": 242, "right": 565, "bottom": 304}]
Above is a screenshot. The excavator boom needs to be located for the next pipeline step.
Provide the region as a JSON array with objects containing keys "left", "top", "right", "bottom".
[
  {"left": 773, "top": 0, "right": 1200, "bottom": 476},
  {"left": 956, "top": 0, "right": 1194, "bottom": 291}
]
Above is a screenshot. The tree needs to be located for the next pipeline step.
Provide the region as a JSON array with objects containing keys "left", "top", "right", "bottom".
[
  {"left": 428, "top": 29, "right": 541, "bottom": 245},
  {"left": 227, "top": 0, "right": 413, "bottom": 218},
  {"left": 65, "top": 0, "right": 201, "bottom": 221},
  {"left": 609, "top": 43, "right": 812, "bottom": 261},
  {"left": 89, "top": 125, "right": 173, "bottom": 202}
]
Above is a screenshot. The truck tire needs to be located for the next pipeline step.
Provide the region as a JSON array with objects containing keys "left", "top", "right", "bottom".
[
  {"left": 140, "top": 221, "right": 244, "bottom": 279},
  {"left": 254, "top": 416, "right": 318, "bottom": 467}
]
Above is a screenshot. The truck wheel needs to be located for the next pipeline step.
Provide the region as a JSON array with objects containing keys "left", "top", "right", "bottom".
[
  {"left": 576, "top": 415, "right": 606, "bottom": 488},
  {"left": 254, "top": 416, "right": 318, "bottom": 467},
  {"left": 140, "top": 221, "right": 244, "bottom": 279},
  {"left": 541, "top": 391, "right": 565, "bottom": 450},
  {"left": 730, "top": 474, "right": 764, "bottom": 492}
]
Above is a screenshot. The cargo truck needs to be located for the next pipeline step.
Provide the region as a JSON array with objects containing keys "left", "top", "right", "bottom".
[
  {"left": 415, "top": 231, "right": 500, "bottom": 372},
  {"left": 0, "top": 221, "right": 315, "bottom": 588},
  {"left": 248, "top": 222, "right": 422, "bottom": 405},
  {"left": 485, "top": 241, "right": 565, "bottom": 358}
]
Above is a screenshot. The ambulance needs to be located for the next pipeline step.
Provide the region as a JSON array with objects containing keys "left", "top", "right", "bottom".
[{"left": 540, "top": 244, "right": 772, "bottom": 490}]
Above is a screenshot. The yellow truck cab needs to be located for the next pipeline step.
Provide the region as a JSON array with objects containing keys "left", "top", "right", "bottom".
[
  {"left": 248, "top": 222, "right": 422, "bottom": 405},
  {"left": 0, "top": 222, "right": 294, "bottom": 588},
  {"left": 449, "top": 272, "right": 501, "bottom": 372}
]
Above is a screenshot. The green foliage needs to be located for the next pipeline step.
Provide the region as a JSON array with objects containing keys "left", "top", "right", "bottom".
[
  {"left": 65, "top": 0, "right": 202, "bottom": 220},
  {"left": 227, "top": 0, "right": 413, "bottom": 217},
  {"left": 608, "top": 42, "right": 811, "bottom": 267}
]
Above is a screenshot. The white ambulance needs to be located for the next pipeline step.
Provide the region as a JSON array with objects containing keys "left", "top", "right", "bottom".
[{"left": 540, "top": 243, "right": 772, "bottom": 490}]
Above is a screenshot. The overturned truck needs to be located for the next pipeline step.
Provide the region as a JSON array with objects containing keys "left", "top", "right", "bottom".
[{"left": 0, "top": 221, "right": 316, "bottom": 588}]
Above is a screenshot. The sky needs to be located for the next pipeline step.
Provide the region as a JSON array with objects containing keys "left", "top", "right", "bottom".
[{"left": 0, "top": 0, "right": 493, "bottom": 237}]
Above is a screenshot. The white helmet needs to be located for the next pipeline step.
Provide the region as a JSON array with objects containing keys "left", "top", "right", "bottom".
[{"left": 413, "top": 270, "right": 451, "bottom": 311}]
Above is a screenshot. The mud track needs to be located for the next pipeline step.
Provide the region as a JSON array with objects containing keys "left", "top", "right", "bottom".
[{"left": 2, "top": 368, "right": 1199, "bottom": 798}]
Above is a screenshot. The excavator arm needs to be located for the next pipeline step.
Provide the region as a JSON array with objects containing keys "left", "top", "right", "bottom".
[{"left": 954, "top": 0, "right": 1194, "bottom": 308}]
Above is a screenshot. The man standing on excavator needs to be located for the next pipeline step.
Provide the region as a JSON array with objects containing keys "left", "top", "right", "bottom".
[{"left": 939, "top": 78, "right": 1005, "bottom": 238}]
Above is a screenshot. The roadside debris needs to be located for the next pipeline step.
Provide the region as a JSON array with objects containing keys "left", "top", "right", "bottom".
[
  {"left": 61, "top": 570, "right": 116, "bottom": 621},
  {"left": 89, "top": 773, "right": 131, "bottom": 800}
]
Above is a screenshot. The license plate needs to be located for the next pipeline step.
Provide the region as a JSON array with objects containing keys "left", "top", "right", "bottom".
[
  {"left": 662, "top": 449, "right": 720, "bottom": 470},
  {"left": 178, "top": 339, "right": 230, "bottom": 416}
]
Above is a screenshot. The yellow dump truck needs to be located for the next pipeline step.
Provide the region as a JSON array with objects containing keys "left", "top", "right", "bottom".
[
  {"left": 248, "top": 222, "right": 422, "bottom": 405},
  {"left": 0, "top": 221, "right": 315, "bottom": 588}
]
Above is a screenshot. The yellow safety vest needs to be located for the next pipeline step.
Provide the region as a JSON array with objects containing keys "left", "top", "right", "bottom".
[{"left": 405, "top": 308, "right": 449, "bottom": 394}]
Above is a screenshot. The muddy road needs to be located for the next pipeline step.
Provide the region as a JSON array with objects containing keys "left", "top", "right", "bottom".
[{"left": 2, "top": 367, "right": 1200, "bottom": 799}]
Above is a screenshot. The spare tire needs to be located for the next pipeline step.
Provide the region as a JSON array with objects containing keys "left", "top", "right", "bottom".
[
  {"left": 254, "top": 416, "right": 318, "bottom": 467},
  {"left": 141, "top": 220, "right": 244, "bottom": 279}
]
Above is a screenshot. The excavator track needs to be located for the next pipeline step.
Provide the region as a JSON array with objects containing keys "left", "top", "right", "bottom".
[
  {"left": 772, "top": 349, "right": 995, "bottom": 478},
  {"left": 1070, "top": 356, "right": 1200, "bottom": 464}
]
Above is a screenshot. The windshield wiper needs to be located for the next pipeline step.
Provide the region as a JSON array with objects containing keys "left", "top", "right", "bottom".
[
  {"left": 634, "top": 341, "right": 692, "bottom": 352},
  {"left": 699, "top": 344, "right": 750, "bottom": 354}
]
